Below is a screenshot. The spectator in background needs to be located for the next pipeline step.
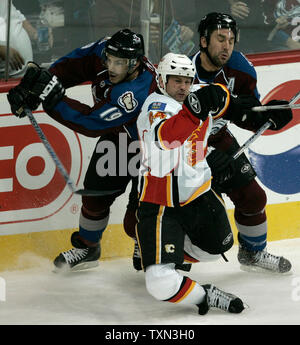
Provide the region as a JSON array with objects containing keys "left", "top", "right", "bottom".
[
  {"left": 62, "top": 0, "right": 94, "bottom": 51},
  {"left": 262, "top": 0, "right": 300, "bottom": 50},
  {"left": 83, "top": 0, "right": 239, "bottom": 63},
  {"left": 226, "top": 0, "right": 270, "bottom": 53},
  {"left": 146, "top": 0, "right": 199, "bottom": 63},
  {"left": 0, "top": 1, "right": 37, "bottom": 78},
  {"left": 90, "top": 0, "right": 141, "bottom": 40}
]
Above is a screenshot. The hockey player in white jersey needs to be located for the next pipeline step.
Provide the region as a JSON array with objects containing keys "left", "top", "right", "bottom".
[{"left": 136, "top": 53, "right": 292, "bottom": 315}]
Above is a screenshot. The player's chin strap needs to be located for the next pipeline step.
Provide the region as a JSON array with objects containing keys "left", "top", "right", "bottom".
[
  {"left": 24, "top": 108, "right": 121, "bottom": 196},
  {"left": 232, "top": 90, "right": 300, "bottom": 160}
]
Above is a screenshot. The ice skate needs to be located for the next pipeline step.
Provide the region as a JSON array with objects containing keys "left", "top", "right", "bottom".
[
  {"left": 238, "top": 245, "right": 292, "bottom": 274},
  {"left": 53, "top": 231, "right": 100, "bottom": 272},
  {"left": 197, "top": 284, "right": 245, "bottom": 315}
]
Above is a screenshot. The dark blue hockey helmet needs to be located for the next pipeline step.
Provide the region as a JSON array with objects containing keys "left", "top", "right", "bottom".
[
  {"left": 198, "top": 12, "right": 239, "bottom": 50},
  {"left": 105, "top": 28, "right": 145, "bottom": 60}
]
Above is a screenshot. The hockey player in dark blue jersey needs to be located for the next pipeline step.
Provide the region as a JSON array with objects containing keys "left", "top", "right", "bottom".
[
  {"left": 8, "top": 28, "right": 158, "bottom": 271},
  {"left": 190, "top": 12, "right": 291, "bottom": 273}
]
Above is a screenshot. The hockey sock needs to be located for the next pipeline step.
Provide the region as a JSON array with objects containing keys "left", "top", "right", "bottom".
[{"left": 78, "top": 211, "right": 109, "bottom": 243}]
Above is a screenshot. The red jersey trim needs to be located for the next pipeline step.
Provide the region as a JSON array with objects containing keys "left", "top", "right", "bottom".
[
  {"left": 140, "top": 172, "right": 174, "bottom": 207},
  {"left": 167, "top": 277, "right": 196, "bottom": 304}
]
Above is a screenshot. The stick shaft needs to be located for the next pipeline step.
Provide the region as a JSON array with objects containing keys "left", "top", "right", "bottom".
[
  {"left": 252, "top": 103, "right": 300, "bottom": 112},
  {"left": 25, "top": 108, "right": 77, "bottom": 193},
  {"left": 289, "top": 90, "right": 300, "bottom": 105},
  {"left": 232, "top": 121, "right": 271, "bottom": 160},
  {"left": 25, "top": 109, "right": 122, "bottom": 196},
  {"left": 233, "top": 90, "right": 300, "bottom": 159}
]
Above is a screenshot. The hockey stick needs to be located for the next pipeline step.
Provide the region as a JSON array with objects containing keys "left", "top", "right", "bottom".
[
  {"left": 232, "top": 121, "right": 271, "bottom": 159},
  {"left": 251, "top": 103, "right": 300, "bottom": 112},
  {"left": 252, "top": 90, "right": 300, "bottom": 112},
  {"left": 233, "top": 91, "right": 300, "bottom": 160},
  {"left": 24, "top": 108, "right": 121, "bottom": 196}
]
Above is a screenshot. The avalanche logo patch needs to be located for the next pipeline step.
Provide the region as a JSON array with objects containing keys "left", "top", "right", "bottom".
[{"left": 118, "top": 91, "right": 138, "bottom": 112}]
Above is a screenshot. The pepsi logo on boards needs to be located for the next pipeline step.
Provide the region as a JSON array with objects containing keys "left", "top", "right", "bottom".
[{"left": 248, "top": 80, "right": 300, "bottom": 195}]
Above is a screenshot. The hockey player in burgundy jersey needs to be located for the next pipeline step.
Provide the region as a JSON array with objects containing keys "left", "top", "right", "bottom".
[
  {"left": 190, "top": 12, "right": 292, "bottom": 273},
  {"left": 136, "top": 52, "right": 291, "bottom": 315},
  {"left": 7, "top": 29, "right": 157, "bottom": 271}
]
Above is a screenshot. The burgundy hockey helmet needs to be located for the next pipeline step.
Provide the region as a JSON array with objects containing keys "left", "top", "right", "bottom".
[{"left": 198, "top": 12, "right": 239, "bottom": 50}]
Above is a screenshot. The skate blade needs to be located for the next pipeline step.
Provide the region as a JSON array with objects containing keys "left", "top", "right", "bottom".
[
  {"left": 53, "top": 260, "right": 99, "bottom": 274},
  {"left": 239, "top": 264, "right": 293, "bottom": 275}
]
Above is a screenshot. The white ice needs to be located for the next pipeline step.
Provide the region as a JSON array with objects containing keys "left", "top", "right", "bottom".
[{"left": 0, "top": 239, "right": 300, "bottom": 325}]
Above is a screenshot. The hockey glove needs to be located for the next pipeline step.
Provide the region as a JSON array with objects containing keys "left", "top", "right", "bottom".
[
  {"left": 264, "top": 100, "right": 293, "bottom": 130},
  {"left": 7, "top": 63, "right": 42, "bottom": 117},
  {"left": 206, "top": 149, "right": 236, "bottom": 185},
  {"left": 27, "top": 67, "right": 65, "bottom": 111},
  {"left": 7, "top": 85, "right": 41, "bottom": 118},
  {"left": 7, "top": 86, "right": 27, "bottom": 118},
  {"left": 226, "top": 95, "right": 263, "bottom": 131},
  {"left": 226, "top": 96, "right": 293, "bottom": 131},
  {"left": 184, "top": 84, "right": 228, "bottom": 121}
]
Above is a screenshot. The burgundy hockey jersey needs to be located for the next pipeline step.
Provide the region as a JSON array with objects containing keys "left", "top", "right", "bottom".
[{"left": 191, "top": 50, "right": 260, "bottom": 135}]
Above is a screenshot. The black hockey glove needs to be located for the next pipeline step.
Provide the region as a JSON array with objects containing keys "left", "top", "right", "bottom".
[
  {"left": 7, "top": 85, "right": 32, "bottom": 118},
  {"left": 206, "top": 149, "right": 236, "bottom": 185},
  {"left": 27, "top": 65, "right": 65, "bottom": 111},
  {"left": 7, "top": 63, "right": 42, "bottom": 117},
  {"left": 263, "top": 100, "right": 293, "bottom": 130},
  {"left": 7, "top": 62, "right": 64, "bottom": 116},
  {"left": 226, "top": 94, "right": 262, "bottom": 131},
  {"left": 184, "top": 84, "right": 228, "bottom": 121},
  {"left": 226, "top": 96, "right": 293, "bottom": 131}
]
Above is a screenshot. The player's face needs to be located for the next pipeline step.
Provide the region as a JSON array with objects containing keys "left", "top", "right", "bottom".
[
  {"left": 106, "top": 53, "right": 130, "bottom": 84},
  {"left": 205, "top": 28, "right": 235, "bottom": 67},
  {"left": 165, "top": 75, "right": 193, "bottom": 102}
]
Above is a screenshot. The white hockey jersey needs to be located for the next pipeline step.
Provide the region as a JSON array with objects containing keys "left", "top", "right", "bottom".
[{"left": 137, "top": 87, "right": 229, "bottom": 207}]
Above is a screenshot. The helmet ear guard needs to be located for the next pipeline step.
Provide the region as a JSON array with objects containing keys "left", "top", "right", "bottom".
[{"left": 157, "top": 53, "right": 196, "bottom": 96}]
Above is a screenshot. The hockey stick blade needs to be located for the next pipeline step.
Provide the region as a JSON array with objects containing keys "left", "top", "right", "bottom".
[
  {"left": 251, "top": 103, "right": 300, "bottom": 112},
  {"left": 74, "top": 189, "right": 122, "bottom": 196},
  {"left": 24, "top": 108, "right": 121, "bottom": 196}
]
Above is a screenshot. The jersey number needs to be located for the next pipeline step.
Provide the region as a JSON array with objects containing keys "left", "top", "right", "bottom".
[{"left": 100, "top": 107, "right": 123, "bottom": 121}]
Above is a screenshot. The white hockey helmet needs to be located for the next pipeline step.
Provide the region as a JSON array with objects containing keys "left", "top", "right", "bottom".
[{"left": 157, "top": 53, "right": 196, "bottom": 96}]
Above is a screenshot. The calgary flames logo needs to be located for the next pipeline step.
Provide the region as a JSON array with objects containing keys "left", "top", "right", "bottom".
[
  {"left": 149, "top": 111, "right": 167, "bottom": 125},
  {"left": 187, "top": 122, "right": 209, "bottom": 166}
]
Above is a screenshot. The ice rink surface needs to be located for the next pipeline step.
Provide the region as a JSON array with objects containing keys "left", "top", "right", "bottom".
[{"left": 0, "top": 238, "right": 300, "bottom": 326}]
